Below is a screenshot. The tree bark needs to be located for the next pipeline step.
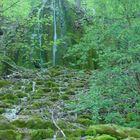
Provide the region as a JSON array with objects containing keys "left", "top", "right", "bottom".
[{"left": 76, "top": 0, "right": 81, "bottom": 9}]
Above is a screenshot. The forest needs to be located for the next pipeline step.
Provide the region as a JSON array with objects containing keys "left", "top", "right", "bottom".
[{"left": 0, "top": 0, "right": 140, "bottom": 139}]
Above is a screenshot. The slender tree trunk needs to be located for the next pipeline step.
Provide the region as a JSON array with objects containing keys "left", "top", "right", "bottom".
[{"left": 75, "top": 0, "right": 81, "bottom": 9}]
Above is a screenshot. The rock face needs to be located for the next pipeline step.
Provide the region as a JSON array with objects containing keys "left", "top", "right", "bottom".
[{"left": 0, "top": 67, "right": 140, "bottom": 140}]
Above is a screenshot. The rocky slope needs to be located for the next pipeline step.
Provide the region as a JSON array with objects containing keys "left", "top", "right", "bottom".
[{"left": 0, "top": 67, "right": 140, "bottom": 140}]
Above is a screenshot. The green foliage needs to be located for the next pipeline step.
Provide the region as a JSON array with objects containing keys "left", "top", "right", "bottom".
[{"left": 68, "top": 0, "right": 140, "bottom": 127}]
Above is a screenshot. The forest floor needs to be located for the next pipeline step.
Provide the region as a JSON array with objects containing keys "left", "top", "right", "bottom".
[{"left": 0, "top": 67, "right": 140, "bottom": 140}]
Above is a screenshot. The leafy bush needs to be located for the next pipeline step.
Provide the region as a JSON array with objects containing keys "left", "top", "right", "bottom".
[{"left": 68, "top": 0, "right": 140, "bottom": 127}]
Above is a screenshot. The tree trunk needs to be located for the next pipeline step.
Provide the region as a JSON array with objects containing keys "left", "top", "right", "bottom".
[{"left": 76, "top": 0, "right": 81, "bottom": 9}]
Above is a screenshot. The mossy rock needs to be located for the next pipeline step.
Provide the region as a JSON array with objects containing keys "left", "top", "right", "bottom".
[
  {"left": 0, "top": 101, "right": 10, "bottom": 108},
  {"left": 69, "top": 82, "right": 84, "bottom": 88},
  {"left": 57, "top": 120, "right": 76, "bottom": 129},
  {"left": 65, "top": 137, "right": 80, "bottom": 140},
  {"left": 56, "top": 138, "right": 80, "bottom": 140},
  {"left": 86, "top": 135, "right": 117, "bottom": 140},
  {"left": 15, "top": 92, "right": 28, "bottom": 98},
  {"left": 49, "top": 68, "right": 62, "bottom": 76},
  {"left": 0, "top": 80, "right": 11, "bottom": 88},
  {"left": 60, "top": 94, "right": 70, "bottom": 100},
  {"left": 50, "top": 94, "right": 60, "bottom": 101},
  {"left": 0, "top": 93, "right": 18, "bottom": 100},
  {"left": 41, "top": 88, "right": 51, "bottom": 93},
  {"left": 77, "top": 118, "right": 95, "bottom": 126},
  {"left": 0, "top": 108, "right": 5, "bottom": 114},
  {"left": 78, "top": 114, "right": 92, "bottom": 120},
  {"left": 12, "top": 119, "right": 26, "bottom": 128},
  {"left": 3, "top": 98, "right": 19, "bottom": 105},
  {"left": 30, "top": 129, "right": 54, "bottom": 140},
  {"left": 25, "top": 84, "right": 33, "bottom": 92},
  {"left": 50, "top": 96, "right": 59, "bottom": 102},
  {"left": 65, "top": 88, "right": 75, "bottom": 95},
  {"left": 65, "top": 73, "right": 74, "bottom": 78},
  {"left": 95, "top": 135, "right": 117, "bottom": 140},
  {"left": 86, "top": 127, "right": 96, "bottom": 136},
  {"left": 32, "top": 101, "right": 49, "bottom": 109},
  {"left": 1, "top": 93, "right": 19, "bottom": 105},
  {"left": 52, "top": 87, "right": 60, "bottom": 92},
  {"left": 0, "top": 130, "right": 22, "bottom": 140},
  {"left": 36, "top": 80, "right": 46, "bottom": 85},
  {"left": 45, "top": 81, "right": 58, "bottom": 87},
  {"left": 122, "top": 137, "right": 140, "bottom": 140},
  {"left": 0, "top": 116, "right": 15, "bottom": 130},
  {"left": 26, "top": 118, "right": 55, "bottom": 129},
  {"left": 88, "top": 124, "right": 140, "bottom": 139},
  {"left": 64, "top": 129, "right": 85, "bottom": 137}
]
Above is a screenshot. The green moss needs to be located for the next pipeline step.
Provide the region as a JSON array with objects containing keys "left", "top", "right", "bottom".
[
  {"left": 52, "top": 87, "right": 60, "bottom": 92},
  {"left": 86, "top": 136, "right": 95, "bottom": 140},
  {"left": 65, "top": 73, "right": 74, "bottom": 78},
  {"left": 64, "top": 129, "right": 85, "bottom": 137},
  {"left": 41, "top": 88, "right": 51, "bottom": 93},
  {"left": 65, "top": 88, "right": 75, "bottom": 95},
  {"left": 0, "top": 93, "right": 19, "bottom": 105},
  {"left": 45, "top": 81, "right": 58, "bottom": 87},
  {"left": 26, "top": 118, "right": 55, "bottom": 129},
  {"left": 50, "top": 96, "right": 59, "bottom": 101},
  {"left": 86, "top": 127, "right": 96, "bottom": 136},
  {"left": 95, "top": 135, "right": 117, "bottom": 140},
  {"left": 0, "top": 108, "right": 5, "bottom": 114},
  {"left": 77, "top": 118, "right": 94, "bottom": 126},
  {"left": 78, "top": 114, "right": 92, "bottom": 120},
  {"left": 3, "top": 98, "right": 18, "bottom": 105},
  {"left": 0, "top": 101, "right": 10, "bottom": 108},
  {"left": 50, "top": 94, "right": 60, "bottom": 101},
  {"left": 30, "top": 129, "right": 54, "bottom": 140},
  {"left": 1, "top": 93, "right": 18, "bottom": 100},
  {"left": 88, "top": 124, "right": 140, "bottom": 139},
  {"left": 12, "top": 120, "right": 26, "bottom": 128},
  {"left": 0, "top": 130, "right": 22, "bottom": 140},
  {"left": 69, "top": 82, "right": 84, "bottom": 88},
  {"left": 57, "top": 121, "right": 76, "bottom": 129},
  {"left": 75, "top": 83, "right": 84, "bottom": 88},
  {"left": 65, "top": 137, "right": 80, "bottom": 140},
  {"left": 32, "top": 95, "right": 42, "bottom": 99},
  {"left": 32, "top": 101, "right": 50, "bottom": 109},
  {"left": 60, "top": 94, "right": 70, "bottom": 100},
  {"left": 0, "top": 80, "right": 11, "bottom": 88},
  {"left": 36, "top": 80, "right": 45, "bottom": 85},
  {"left": 31, "top": 102, "right": 42, "bottom": 108},
  {"left": 25, "top": 84, "right": 32, "bottom": 92},
  {"left": 0, "top": 117, "right": 15, "bottom": 130},
  {"left": 49, "top": 68, "right": 62, "bottom": 76},
  {"left": 15, "top": 92, "right": 28, "bottom": 98}
]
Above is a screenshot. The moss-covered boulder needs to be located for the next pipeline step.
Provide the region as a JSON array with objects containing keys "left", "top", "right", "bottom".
[
  {"left": 77, "top": 118, "right": 95, "bottom": 126},
  {"left": 88, "top": 124, "right": 140, "bottom": 139},
  {"left": 86, "top": 135, "right": 117, "bottom": 140},
  {"left": 0, "top": 80, "right": 11, "bottom": 88},
  {"left": 0, "top": 108, "right": 5, "bottom": 114},
  {"left": 64, "top": 128, "right": 85, "bottom": 137},
  {"left": 0, "top": 116, "right": 15, "bottom": 130},
  {"left": 95, "top": 135, "right": 117, "bottom": 140},
  {"left": 26, "top": 118, "right": 55, "bottom": 129},
  {"left": 30, "top": 129, "right": 54, "bottom": 140},
  {"left": 0, "top": 130, "right": 22, "bottom": 140},
  {"left": 12, "top": 119, "right": 26, "bottom": 128}
]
